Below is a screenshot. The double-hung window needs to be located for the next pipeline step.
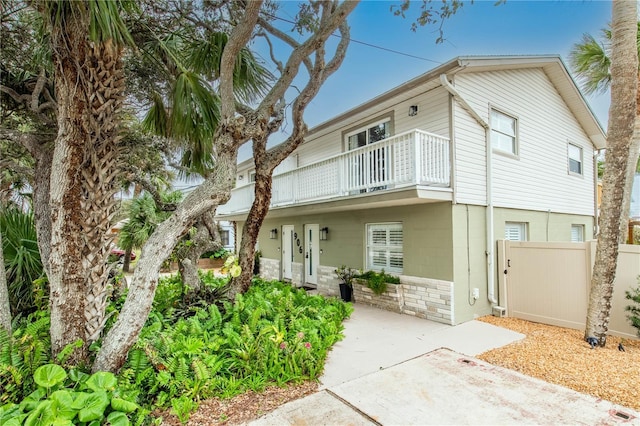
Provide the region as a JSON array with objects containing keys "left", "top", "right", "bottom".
[
  {"left": 491, "top": 109, "right": 518, "bottom": 155},
  {"left": 568, "top": 143, "right": 583, "bottom": 175},
  {"left": 366, "top": 222, "right": 403, "bottom": 273}
]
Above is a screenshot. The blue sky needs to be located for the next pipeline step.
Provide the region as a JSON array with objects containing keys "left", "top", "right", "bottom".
[{"left": 251, "top": 0, "right": 612, "bottom": 155}]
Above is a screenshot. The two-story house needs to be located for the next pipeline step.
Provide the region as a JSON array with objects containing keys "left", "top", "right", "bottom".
[{"left": 217, "top": 55, "right": 606, "bottom": 325}]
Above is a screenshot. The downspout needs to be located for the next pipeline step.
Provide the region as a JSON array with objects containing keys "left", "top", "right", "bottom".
[
  {"left": 593, "top": 149, "right": 602, "bottom": 238},
  {"left": 439, "top": 74, "right": 499, "bottom": 305}
]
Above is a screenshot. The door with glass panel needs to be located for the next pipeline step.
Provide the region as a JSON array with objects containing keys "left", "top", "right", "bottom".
[
  {"left": 347, "top": 120, "right": 390, "bottom": 193},
  {"left": 303, "top": 224, "right": 319, "bottom": 285},
  {"left": 282, "top": 225, "right": 294, "bottom": 280}
]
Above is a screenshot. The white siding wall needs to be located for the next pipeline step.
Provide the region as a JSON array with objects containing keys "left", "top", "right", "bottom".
[
  {"left": 453, "top": 69, "right": 595, "bottom": 216},
  {"left": 297, "top": 86, "right": 450, "bottom": 167}
]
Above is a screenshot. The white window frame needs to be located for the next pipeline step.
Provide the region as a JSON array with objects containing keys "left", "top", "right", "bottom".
[
  {"left": 248, "top": 170, "right": 256, "bottom": 183},
  {"left": 571, "top": 224, "right": 585, "bottom": 242},
  {"left": 221, "top": 230, "right": 230, "bottom": 247},
  {"left": 490, "top": 108, "right": 518, "bottom": 156},
  {"left": 366, "top": 222, "right": 403, "bottom": 273},
  {"left": 504, "top": 222, "right": 528, "bottom": 241},
  {"left": 345, "top": 118, "right": 391, "bottom": 151},
  {"left": 568, "top": 143, "right": 583, "bottom": 176}
]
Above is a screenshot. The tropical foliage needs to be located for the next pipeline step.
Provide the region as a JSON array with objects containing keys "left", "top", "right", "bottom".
[
  {"left": 1, "top": 275, "right": 352, "bottom": 423},
  {"left": 0, "top": 208, "right": 45, "bottom": 317}
]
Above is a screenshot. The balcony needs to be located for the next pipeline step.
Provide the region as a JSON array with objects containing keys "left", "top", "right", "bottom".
[{"left": 218, "top": 129, "right": 451, "bottom": 216}]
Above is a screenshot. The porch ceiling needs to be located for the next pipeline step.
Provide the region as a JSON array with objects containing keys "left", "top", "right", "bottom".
[{"left": 216, "top": 186, "right": 452, "bottom": 221}]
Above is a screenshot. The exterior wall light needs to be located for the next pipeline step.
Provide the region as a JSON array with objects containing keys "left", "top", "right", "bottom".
[
  {"left": 320, "top": 227, "right": 329, "bottom": 240},
  {"left": 409, "top": 105, "right": 418, "bottom": 116},
  {"left": 269, "top": 228, "right": 278, "bottom": 239}
]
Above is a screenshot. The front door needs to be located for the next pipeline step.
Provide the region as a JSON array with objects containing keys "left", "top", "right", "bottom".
[
  {"left": 304, "top": 224, "right": 319, "bottom": 285},
  {"left": 282, "top": 225, "right": 294, "bottom": 280}
]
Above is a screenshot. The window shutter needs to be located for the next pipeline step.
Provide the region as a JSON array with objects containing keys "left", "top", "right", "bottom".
[{"left": 366, "top": 223, "right": 403, "bottom": 272}]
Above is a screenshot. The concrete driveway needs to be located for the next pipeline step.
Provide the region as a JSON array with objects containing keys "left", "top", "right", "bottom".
[{"left": 250, "top": 305, "right": 640, "bottom": 425}]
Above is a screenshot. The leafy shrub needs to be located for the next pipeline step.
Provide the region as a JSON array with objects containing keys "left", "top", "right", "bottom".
[
  {"left": 201, "top": 248, "right": 230, "bottom": 259},
  {"left": 0, "top": 364, "right": 140, "bottom": 425},
  {"left": 356, "top": 270, "right": 400, "bottom": 295},
  {"left": 625, "top": 276, "right": 640, "bottom": 336},
  {"left": 0, "top": 312, "right": 51, "bottom": 404},
  {"left": 117, "top": 278, "right": 352, "bottom": 421},
  {"left": 2, "top": 275, "right": 353, "bottom": 424},
  {"left": 0, "top": 208, "right": 46, "bottom": 317}
]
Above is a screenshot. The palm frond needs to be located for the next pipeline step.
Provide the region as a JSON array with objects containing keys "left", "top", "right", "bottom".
[
  {"left": 570, "top": 33, "right": 611, "bottom": 95},
  {"left": 188, "top": 32, "right": 273, "bottom": 103}
]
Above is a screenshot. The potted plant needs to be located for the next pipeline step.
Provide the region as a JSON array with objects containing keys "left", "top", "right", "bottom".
[{"left": 335, "top": 265, "right": 359, "bottom": 302}]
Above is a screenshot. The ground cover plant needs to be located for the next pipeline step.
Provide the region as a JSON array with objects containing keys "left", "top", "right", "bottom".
[{"left": 0, "top": 273, "right": 352, "bottom": 424}]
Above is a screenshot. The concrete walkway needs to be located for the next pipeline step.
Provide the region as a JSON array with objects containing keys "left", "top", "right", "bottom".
[{"left": 250, "top": 305, "right": 640, "bottom": 425}]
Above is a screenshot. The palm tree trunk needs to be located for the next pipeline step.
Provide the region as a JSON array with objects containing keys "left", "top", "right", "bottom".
[
  {"left": 0, "top": 232, "right": 11, "bottom": 335},
  {"left": 48, "top": 16, "right": 124, "bottom": 364},
  {"left": 619, "top": 74, "right": 640, "bottom": 243},
  {"left": 585, "top": 0, "right": 638, "bottom": 345}
]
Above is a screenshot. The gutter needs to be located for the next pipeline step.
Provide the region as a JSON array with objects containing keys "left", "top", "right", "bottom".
[{"left": 439, "top": 74, "right": 500, "bottom": 306}]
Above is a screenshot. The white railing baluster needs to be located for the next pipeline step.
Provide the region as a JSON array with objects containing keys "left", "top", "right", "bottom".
[{"left": 217, "top": 129, "right": 450, "bottom": 214}]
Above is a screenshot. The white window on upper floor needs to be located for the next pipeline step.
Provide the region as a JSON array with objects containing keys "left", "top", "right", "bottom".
[
  {"left": 490, "top": 109, "right": 518, "bottom": 156},
  {"left": 366, "top": 222, "right": 403, "bottom": 273},
  {"left": 568, "top": 143, "right": 583, "bottom": 176},
  {"left": 249, "top": 171, "right": 256, "bottom": 183},
  {"left": 504, "top": 222, "right": 527, "bottom": 241},
  {"left": 571, "top": 224, "right": 585, "bottom": 242},
  {"left": 346, "top": 119, "right": 391, "bottom": 150}
]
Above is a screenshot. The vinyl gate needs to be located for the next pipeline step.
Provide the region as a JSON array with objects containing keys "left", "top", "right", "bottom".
[{"left": 497, "top": 240, "right": 640, "bottom": 339}]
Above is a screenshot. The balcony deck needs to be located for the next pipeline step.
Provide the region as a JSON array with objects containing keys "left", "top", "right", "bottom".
[{"left": 217, "top": 129, "right": 451, "bottom": 217}]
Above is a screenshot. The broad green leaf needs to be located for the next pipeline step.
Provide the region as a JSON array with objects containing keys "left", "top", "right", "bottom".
[
  {"left": 24, "top": 400, "right": 53, "bottom": 426},
  {"left": 52, "top": 419, "right": 74, "bottom": 426},
  {"left": 107, "top": 411, "right": 131, "bottom": 426},
  {"left": 68, "top": 368, "right": 90, "bottom": 385},
  {"left": 3, "top": 419, "right": 24, "bottom": 426},
  {"left": 20, "top": 388, "right": 47, "bottom": 411},
  {"left": 111, "top": 397, "right": 139, "bottom": 413},
  {"left": 33, "top": 364, "right": 67, "bottom": 388},
  {"left": 69, "top": 391, "right": 90, "bottom": 410},
  {"left": 50, "top": 390, "right": 77, "bottom": 420},
  {"left": 84, "top": 371, "right": 117, "bottom": 392},
  {"left": 77, "top": 391, "right": 109, "bottom": 422}
]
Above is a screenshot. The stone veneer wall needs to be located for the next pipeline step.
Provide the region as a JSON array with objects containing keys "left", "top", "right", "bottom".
[
  {"left": 316, "top": 265, "right": 340, "bottom": 297},
  {"left": 259, "top": 258, "right": 280, "bottom": 281},
  {"left": 399, "top": 275, "right": 452, "bottom": 324},
  {"left": 351, "top": 275, "right": 453, "bottom": 325},
  {"left": 259, "top": 258, "right": 452, "bottom": 325}
]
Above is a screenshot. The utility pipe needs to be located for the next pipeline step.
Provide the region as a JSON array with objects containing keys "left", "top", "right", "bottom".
[{"left": 439, "top": 74, "right": 499, "bottom": 305}]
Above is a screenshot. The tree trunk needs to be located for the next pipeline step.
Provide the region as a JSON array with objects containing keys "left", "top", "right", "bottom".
[
  {"left": 619, "top": 75, "right": 640, "bottom": 243},
  {"left": 229, "top": 171, "right": 273, "bottom": 299},
  {"left": 585, "top": 0, "right": 638, "bottom": 345},
  {"left": 48, "top": 17, "right": 124, "bottom": 364},
  {"left": 93, "top": 148, "right": 238, "bottom": 373},
  {"left": 176, "top": 212, "right": 222, "bottom": 292},
  {"left": 31, "top": 143, "right": 54, "bottom": 278},
  {"left": 123, "top": 247, "right": 132, "bottom": 273},
  {"left": 0, "top": 232, "right": 11, "bottom": 335}
]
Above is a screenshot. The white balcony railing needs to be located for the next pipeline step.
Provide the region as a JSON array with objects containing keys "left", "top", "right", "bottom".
[{"left": 218, "top": 129, "right": 450, "bottom": 215}]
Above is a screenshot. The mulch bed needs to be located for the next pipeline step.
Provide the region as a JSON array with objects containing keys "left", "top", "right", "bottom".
[{"left": 477, "top": 316, "right": 640, "bottom": 412}]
